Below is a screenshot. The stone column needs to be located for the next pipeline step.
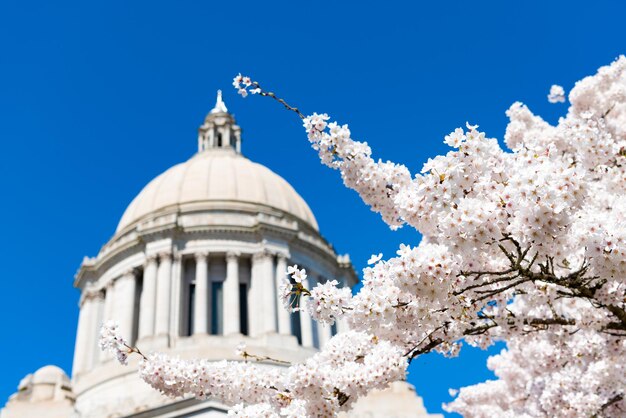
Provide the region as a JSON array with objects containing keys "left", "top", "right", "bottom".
[
  {"left": 99, "top": 282, "right": 116, "bottom": 361},
  {"left": 115, "top": 269, "right": 137, "bottom": 343},
  {"left": 155, "top": 252, "right": 172, "bottom": 337},
  {"left": 300, "top": 277, "right": 314, "bottom": 348},
  {"left": 73, "top": 296, "right": 89, "bottom": 374},
  {"left": 138, "top": 255, "right": 158, "bottom": 339},
  {"left": 73, "top": 288, "right": 101, "bottom": 375},
  {"left": 262, "top": 253, "right": 277, "bottom": 334},
  {"left": 91, "top": 292, "right": 104, "bottom": 367},
  {"left": 169, "top": 254, "right": 182, "bottom": 338},
  {"left": 336, "top": 317, "right": 350, "bottom": 334},
  {"left": 276, "top": 255, "right": 291, "bottom": 335},
  {"left": 193, "top": 252, "right": 209, "bottom": 335},
  {"left": 251, "top": 251, "right": 277, "bottom": 336},
  {"left": 102, "top": 282, "right": 116, "bottom": 323},
  {"left": 318, "top": 323, "right": 333, "bottom": 348},
  {"left": 223, "top": 252, "right": 240, "bottom": 335}
]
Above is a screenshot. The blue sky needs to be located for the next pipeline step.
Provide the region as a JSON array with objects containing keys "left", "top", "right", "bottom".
[{"left": 0, "top": 1, "right": 624, "bottom": 416}]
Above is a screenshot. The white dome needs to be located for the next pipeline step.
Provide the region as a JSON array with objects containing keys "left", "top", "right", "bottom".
[
  {"left": 32, "top": 365, "right": 70, "bottom": 385},
  {"left": 117, "top": 149, "right": 318, "bottom": 233}
]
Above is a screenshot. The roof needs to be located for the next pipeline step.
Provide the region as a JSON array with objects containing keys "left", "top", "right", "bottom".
[{"left": 116, "top": 148, "right": 318, "bottom": 233}]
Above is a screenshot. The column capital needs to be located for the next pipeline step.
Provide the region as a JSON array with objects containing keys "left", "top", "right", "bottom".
[
  {"left": 94, "top": 288, "right": 105, "bottom": 300},
  {"left": 158, "top": 251, "right": 172, "bottom": 261},
  {"left": 79, "top": 287, "right": 104, "bottom": 307},
  {"left": 119, "top": 268, "right": 136, "bottom": 282},
  {"left": 173, "top": 252, "right": 183, "bottom": 262},
  {"left": 276, "top": 253, "right": 288, "bottom": 262},
  {"left": 195, "top": 251, "right": 209, "bottom": 261},
  {"left": 252, "top": 250, "right": 272, "bottom": 261},
  {"left": 145, "top": 254, "right": 158, "bottom": 264},
  {"left": 226, "top": 251, "right": 240, "bottom": 261}
]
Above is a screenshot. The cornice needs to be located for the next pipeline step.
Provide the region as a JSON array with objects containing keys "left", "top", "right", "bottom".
[
  {"left": 95, "top": 219, "right": 326, "bottom": 265},
  {"left": 114, "top": 200, "right": 318, "bottom": 238},
  {"left": 76, "top": 207, "right": 355, "bottom": 288}
]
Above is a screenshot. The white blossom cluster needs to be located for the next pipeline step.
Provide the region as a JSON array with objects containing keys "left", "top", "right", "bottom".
[
  {"left": 233, "top": 74, "right": 261, "bottom": 97},
  {"left": 281, "top": 266, "right": 352, "bottom": 324},
  {"left": 303, "top": 279, "right": 352, "bottom": 324},
  {"left": 138, "top": 353, "right": 284, "bottom": 406},
  {"left": 235, "top": 58, "right": 626, "bottom": 416},
  {"left": 132, "top": 331, "right": 405, "bottom": 417},
  {"left": 99, "top": 321, "right": 131, "bottom": 365},
  {"left": 548, "top": 84, "right": 566, "bottom": 103},
  {"left": 446, "top": 326, "right": 626, "bottom": 417},
  {"left": 302, "top": 113, "right": 413, "bottom": 228},
  {"left": 221, "top": 332, "right": 407, "bottom": 418},
  {"left": 100, "top": 57, "right": 626, "bottom": 417}
]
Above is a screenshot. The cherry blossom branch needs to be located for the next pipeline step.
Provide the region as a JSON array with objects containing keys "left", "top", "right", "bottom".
[
  {"left": 230, "top": 61, "right": 626, "bottom": 416},
  {"left": 100, "top": 321, "right": 147, "bottom": 364},
  {"left": 593, "top": 394, "right": 624, "bottom": 418},
  {"left": 236, "top": 342, "right": 291, "bottom": 365},
  {"left": 457, "top": 236, "right": 626, "bottom": 331},
  {"left": 233, "top": 74, "right": 305, "bottom": 119}
]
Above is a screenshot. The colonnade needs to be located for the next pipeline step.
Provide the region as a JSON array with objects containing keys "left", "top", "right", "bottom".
[{"left": 73, "top": 249, "right": 339, "bottom": 375}]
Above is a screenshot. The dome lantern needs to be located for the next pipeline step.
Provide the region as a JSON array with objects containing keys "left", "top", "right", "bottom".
[{"left": 198, "top": 90, "right": 242, "bottom": 154}]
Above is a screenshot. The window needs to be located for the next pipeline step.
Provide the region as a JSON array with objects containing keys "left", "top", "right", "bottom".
[
  {"left": 217, "top": 132, "right": 223, "bottom": 147},
  {"left": 290, "top": 291, "right": 303, "bottom": 344},
  {"left": 208, "top": 257, "right": 226, "bottom": 335},
  {"left": 131, "top": 269, "right": 143, "bottom": 345},
  {"left": 312, "top": 319, "right": 320, "bottom": 349},
  {"left": 211, "top": 281, "right": 223, "bottom": 335},
  {"left": 291, "top": 309, "right": 302, "bottom": 345},
  {"left": 187, "top": 283, "right": 195, "bottom": 336},
  {"left": 181, "top": 258, "right": 196, "bottom": 337},
  {"left": 239, "top": 283, "right": 248, "bottom": 335},
  {"left": 238, "top": 257, "right": 252, "bottom": 335}
]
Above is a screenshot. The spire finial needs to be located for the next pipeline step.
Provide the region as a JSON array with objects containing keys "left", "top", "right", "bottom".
[
  {"left": 198, "top": 90, "right": 242, "bottom": 154},
  {"left": 211, "top": 89, "right": 228, "bottom": 114}
]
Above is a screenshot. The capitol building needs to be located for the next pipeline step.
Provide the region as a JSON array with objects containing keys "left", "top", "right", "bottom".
[{"left": 1, "top": 92, "right": 440, "bottom": 418}]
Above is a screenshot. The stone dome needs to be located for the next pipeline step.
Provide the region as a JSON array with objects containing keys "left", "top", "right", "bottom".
[
  {"left": 117, "top": 148, "right": 318, "bottom": 233},
  {"left": 31, "top": 365, "right": 70, "bottom": 386},
  {"left": 116, "top": 91, "right": 318, "bottom": 234}
]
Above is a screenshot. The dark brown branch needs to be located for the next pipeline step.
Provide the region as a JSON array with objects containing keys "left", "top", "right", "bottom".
[
  {"left": 593, "top": 393, "right": 623, "bottom": 417},
  {"left": 250, "top": 81, "right": 306, "bottom": 120},
  {"left": 455, "top": 236, "right": 626, "bottom": 331}
]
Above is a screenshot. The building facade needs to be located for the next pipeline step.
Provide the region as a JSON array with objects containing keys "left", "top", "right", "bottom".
[{"left": 1, "top": 92, "right": 441, "bottom": 418}]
